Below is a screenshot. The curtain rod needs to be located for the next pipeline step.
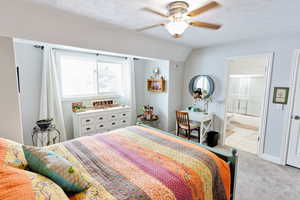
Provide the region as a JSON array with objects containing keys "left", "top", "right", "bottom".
[
  {"left": 33, "top": 44, "right": 139, "bottom": 60},
  {"left": 33, "top": 45, "right": 44, "bottom": 50}
]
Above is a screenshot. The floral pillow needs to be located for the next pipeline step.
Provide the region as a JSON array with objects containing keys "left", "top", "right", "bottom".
[
  {"left": 0, "top": 138, "right": 27, "bottom": 169},
  {"left": 0, "top": 166, "right": 69, "bottom": 200}
]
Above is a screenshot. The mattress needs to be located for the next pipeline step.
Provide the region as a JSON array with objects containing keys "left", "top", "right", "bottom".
[{"left": 47, "top": 125, "right": 231, "bottom": 200}]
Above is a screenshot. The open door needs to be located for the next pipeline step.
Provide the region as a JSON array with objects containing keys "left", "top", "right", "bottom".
[
  {"left": 223, "top": 53, "right": 273, "bottom": 157},
  {"left": 287, "top": 51, "right": 300, "bottom": 168}
]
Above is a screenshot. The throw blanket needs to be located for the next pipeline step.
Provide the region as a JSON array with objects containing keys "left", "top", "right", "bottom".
[{"left": 49, "top": 126, "right": 231, "bottom": 200}]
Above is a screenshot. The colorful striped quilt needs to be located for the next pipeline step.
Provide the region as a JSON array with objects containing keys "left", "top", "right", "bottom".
[{"left": 48, "top": 125, "right": 231, "bottom": 200}]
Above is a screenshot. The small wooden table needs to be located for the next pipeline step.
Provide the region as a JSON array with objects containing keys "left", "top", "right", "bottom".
[{"left": 177, "top": 111, "right": 214, "bottom": 144}]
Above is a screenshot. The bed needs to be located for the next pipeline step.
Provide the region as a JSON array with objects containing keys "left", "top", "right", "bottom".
[{"left": 1, "top": 124, "right": 238, "bottom": 200}]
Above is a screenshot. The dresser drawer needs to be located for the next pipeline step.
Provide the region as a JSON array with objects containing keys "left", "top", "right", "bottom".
[
  {"left": 95, "top": 122, "right": 108, "bottom": 130},
  {"left": 109, "top": 120, "right": 119, "bottom": 128},
  {"left": 109, "top": 112, "right": 130, "bottom": 120},
  {"left": 81, "top": 125, "right": 95, "bottom": 135},
  {"left": 110, "top": 113, "right": 118, "bottom": 120},
  {"left": 81, "top": 116, "right": 95, "bottom": 126},
  {"left": 119, "top": 118, "right": 130, "bottom": 126},
  {"left": 109, "top": 119, "right": 130, "bottom": 129},
  {"left": 95, "top": 114, "right": 108, "bottom": 123},
  {"left": 119, "top": 112, "right": 130, "bottom": 118}
]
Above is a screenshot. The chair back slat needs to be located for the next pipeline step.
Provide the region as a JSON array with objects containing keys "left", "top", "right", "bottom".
[{"left": 176, "top": 111, "right": 190, "bottom": 128}]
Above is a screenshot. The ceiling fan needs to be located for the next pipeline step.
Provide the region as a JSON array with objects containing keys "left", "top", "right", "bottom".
[{"left": 137, "top": 1, "right": 221, "bottom": 38}]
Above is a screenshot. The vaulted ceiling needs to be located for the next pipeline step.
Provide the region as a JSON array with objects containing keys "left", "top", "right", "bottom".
[{"left": 23, "top": 0, "right": 300, "bottom": 48}]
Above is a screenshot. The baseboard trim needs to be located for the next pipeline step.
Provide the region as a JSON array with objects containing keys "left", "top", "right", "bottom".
[{"left": 259, "top": 153, "right": 281, "bottom": 165}]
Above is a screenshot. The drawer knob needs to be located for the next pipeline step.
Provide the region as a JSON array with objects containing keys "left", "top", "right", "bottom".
[
  {"left": 86, "top": 127, "right": 91, "bottom": 131},
  {"left": 99, "top": 117, "right": 103, "bottom": 120},
  {"left": 112, "top": 122, "right": 116, "bottom": 125},
  {"left": 112, "top": 115, "right": 116, "bottom": 118},
  {"left": 99, "top": 125, "right": 104, "bottom": 128},
  {"left": 86, "top": 119, "right": 91, "bottom": 122},
  {"left": 122, "top": 113, "right": 126, "bottom": 116},
  {"left": 122, "top": 120, "right": 126, "bottom": 123}
]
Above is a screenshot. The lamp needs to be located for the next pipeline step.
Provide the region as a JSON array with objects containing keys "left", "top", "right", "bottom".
[
  {"left": 166, "top": 21, "right": 189, "bottom": 36},
  {"left": 165, "top": 14, "right": 189, "bottom": 37}
]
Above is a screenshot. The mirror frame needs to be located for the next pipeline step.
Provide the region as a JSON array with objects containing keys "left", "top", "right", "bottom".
[{"left": 188, "top": 75, "right": 215, "bottom": 99}]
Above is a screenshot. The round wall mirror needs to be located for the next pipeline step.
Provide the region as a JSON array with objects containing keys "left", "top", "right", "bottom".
[{"left": 188, "top": 75, "right": 215, "bottom": 100}]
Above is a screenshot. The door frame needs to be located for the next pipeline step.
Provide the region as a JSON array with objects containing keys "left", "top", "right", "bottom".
[
  {"left": 281, "top": 49, "right": 300, "bottom": 165},
  {"left": 222, "top": 53, "right": 274, "bottom": 158}
]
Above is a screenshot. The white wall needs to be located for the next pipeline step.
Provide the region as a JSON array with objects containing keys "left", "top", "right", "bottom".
[
  {"left": 0, "top": 0, "right": 190, "bottom": 62},
  {"left": 182, "top": 33, "right": 300, "bottom": 160},
  {"left": 168, "top": 61, "right": 185, "bottom": 131},
  {"left": 0, "top": 36, "right": 23, "bottom": 143},
  {"left": 134, "top": 59, "right": 170, "bottom": 131},
  {"left": 134, "top": 59, "right": 147, "bottom": 115},
  {"left": 14, "top": 42, "right": 43, "bottom": 145},
  {"left": 62, "top": 102, "right": 75, "bottom": 140}
]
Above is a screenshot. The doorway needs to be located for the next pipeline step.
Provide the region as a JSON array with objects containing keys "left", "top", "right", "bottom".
[
  {"left": 223, "top": 54, "right": 273, "bottom": 155},
  {"left": 286, "top": 50, "right": 300, "bottom": 168}
]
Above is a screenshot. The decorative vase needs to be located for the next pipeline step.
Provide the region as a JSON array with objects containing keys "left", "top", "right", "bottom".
[{"left": 36, "top": 119, "right": 53, "bottom": 131}]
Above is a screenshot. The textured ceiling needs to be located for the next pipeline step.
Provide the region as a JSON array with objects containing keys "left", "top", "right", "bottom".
[{"left": 22, "top": 0, "right": 300, "bottom": 47}]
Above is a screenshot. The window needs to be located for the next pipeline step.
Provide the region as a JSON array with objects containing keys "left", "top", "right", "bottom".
[
  {"left": 56, "top": 51, "right": 124, "bottom": 99},
  {"left": 60, "top": 55, "right": 97, "bottom": 97},
  {"left": 97, "top": 62, "right": 122, "bottom": 94}
]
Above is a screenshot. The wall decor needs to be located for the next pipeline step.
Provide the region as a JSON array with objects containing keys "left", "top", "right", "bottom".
[
  {"left": 72, "top": 102, "right": 86, "bottom": 112},
  {"left": 147, "top": 78, "right": 165, "bottom": 92},
  {"left": 273, "top": 87, "right": 289, "bottom": 104},
  {"left": 188, "top": 75, "right": 215, "bottom": 100},
  {"left": 188, "top": 75, "right": 215, "bottom": 113}
]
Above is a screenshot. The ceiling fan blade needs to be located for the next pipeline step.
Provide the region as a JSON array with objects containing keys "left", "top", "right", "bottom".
[
  {"left": 142, "top": 8, "right": 168, "bottom": 18},
  {"left": 136, "top": 23, "right": 165, "bottom": 32},
  {"left": 190, "top": 21, "right": 221, "bottom": 30},
  {"left": 187, "top": 1, "right": 220, "bottom": 17}
]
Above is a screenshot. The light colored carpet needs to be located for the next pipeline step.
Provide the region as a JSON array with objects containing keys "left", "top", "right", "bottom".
[
  {"left": 230, "top": 120, "right": 259, "bottom": 131},
  {"left": 225, "top": 127, "right": 258, "bottom": 154},
  {"left": 235, "top": 150, "right": 300, "bottom": 200},
  {"left": 225, "top": 114, "right": 259, "bottom": 154}
]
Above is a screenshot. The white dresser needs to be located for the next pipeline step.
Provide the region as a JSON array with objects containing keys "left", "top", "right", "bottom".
[{"left": 73, "top": 106, "right": 131, "bottom": 138}]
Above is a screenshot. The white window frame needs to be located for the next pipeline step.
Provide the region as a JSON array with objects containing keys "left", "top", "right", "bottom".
[{"left": 55, "top": 50, "right": 126, "bottom": 102}]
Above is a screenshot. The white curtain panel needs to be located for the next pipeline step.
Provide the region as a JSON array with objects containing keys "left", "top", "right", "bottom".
[
  {"left": 39, "top": 46, "right": 67, "bottom": 141},
  {"left": 121, "top": 57, "right": 136, "bottom": 124}
]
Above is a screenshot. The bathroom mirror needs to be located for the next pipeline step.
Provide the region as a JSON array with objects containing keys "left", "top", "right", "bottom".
[{"left": 189, "top": 75, "right": 215, "bottom": 100}]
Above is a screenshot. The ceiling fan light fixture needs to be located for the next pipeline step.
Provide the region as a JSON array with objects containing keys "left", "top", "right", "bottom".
[
  {"left": 165, "top": 20, "right": 189, "bottom": 36},
  {"left": 139, "top": 1, "right": 222, "bottom": 39}
]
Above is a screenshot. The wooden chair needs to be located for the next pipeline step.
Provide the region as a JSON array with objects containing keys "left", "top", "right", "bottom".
[{"left": 176, "top": 111, "right": 201, "bottom": 142}]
